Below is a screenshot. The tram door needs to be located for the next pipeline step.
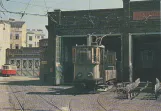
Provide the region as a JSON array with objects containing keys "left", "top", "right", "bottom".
[
  {"left": 137, "top": 45, "right": 159, "bottom": 82},
  {"left": 141, "top": 50, "right": 154, "bottom": 69},
  {"left": 139, "top": 49, "right": 157, "bottom": 82}
]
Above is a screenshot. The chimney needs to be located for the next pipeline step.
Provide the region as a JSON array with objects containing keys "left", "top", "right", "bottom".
[{"left": 9, "top": 18, "right": 15, "bottom": 21}]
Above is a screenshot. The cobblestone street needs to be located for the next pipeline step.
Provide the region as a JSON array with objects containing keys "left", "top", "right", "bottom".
[{"left": 0, "top": 76, "right": 161, "bottom": 111}]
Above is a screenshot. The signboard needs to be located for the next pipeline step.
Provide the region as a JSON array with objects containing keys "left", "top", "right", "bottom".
[
  {"left": 133, "top": 11, "right": 160, "bottom": 20},
  {"left": 41, "top": 61, "right": 47, "bottom": 64}
]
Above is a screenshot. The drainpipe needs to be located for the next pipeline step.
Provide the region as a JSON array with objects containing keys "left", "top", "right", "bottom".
[{"left": 87, "top": 34, "right": 92, "bottom": 46}]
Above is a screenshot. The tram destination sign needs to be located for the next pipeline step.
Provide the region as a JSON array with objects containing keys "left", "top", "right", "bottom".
[{"left": 133, "top": 11, "right": 160, "bottom": 20}]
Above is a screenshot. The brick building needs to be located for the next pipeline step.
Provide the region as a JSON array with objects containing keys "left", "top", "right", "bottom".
[
  {"left": 6, "top": 47, "right": 40, "bottom": 76},
  {"left": 44, "top": 0, "right": 160, "bottom": 85}
]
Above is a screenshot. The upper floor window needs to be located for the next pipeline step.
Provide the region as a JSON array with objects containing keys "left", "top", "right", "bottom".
[
  {"left": 10, "top": 34, "right": 12, "bottom": 39},
  {"left": 15, "top": 34, "right": 19, "bottom": 40},
  {"left": 37, "top": 36, "right": 40, "bottom": 39},
  {"left": 29, "top": 36, "right": 32, "bottom": 41}
]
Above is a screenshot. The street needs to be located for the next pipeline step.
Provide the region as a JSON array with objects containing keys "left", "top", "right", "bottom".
[{"left": 0, "top": 76, "right": 161, "bottom": 111}]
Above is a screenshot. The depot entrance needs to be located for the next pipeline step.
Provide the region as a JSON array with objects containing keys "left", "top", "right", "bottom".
[
  {"left": 62, "top": 37, "right": 87, "bottom": 83},
  {"left": 132, "top": 34, "right": 161, "bottom": 82},
  {"left": 61, "top": 35, "right": 122, "bottom": 83}
]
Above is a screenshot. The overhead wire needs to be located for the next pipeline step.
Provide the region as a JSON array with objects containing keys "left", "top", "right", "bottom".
[
  {"left": 0, "top": 0, "right": 46, "bottom": 17},
  {"left": 44, "top": 0, "right": 57, "bottom": 23},
  {"left": 6, "top": 0, "right": 77, "bottom": 12},
  {"left": 21, "top": 0, "right": 32, "bottom": 19},
  {"left": 0, "top": 0, "right": 9, "bottom": 19},
  {"left": 6, "top": 0, "right": 53, "bottom": 9},
  {"left": 0, "top": 10, "right": 46, "bottom": 16}
]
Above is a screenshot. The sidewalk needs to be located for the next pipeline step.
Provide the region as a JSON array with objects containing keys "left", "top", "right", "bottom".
[{"left": 0, "top": 77, "right": 13, "bottom": 111}]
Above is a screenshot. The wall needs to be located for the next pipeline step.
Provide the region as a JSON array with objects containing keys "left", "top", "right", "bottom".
[
  {"left": 26, "top": 29, "right": 45, "bottom": 47},
  {"left": 26, "top": 33, "right": 36, "bottom": 47},
  {"left": 0, "top": 22, "right": 10, "bottom": 68},
  {"left": 21, "top": 24, "right": 27, "bottom": 47},
  {"left": 10, "top": 23, "right": 27, "bottom": 49},
  {"left": 10, "top": 27, "right": 22, "bottom": 49}
]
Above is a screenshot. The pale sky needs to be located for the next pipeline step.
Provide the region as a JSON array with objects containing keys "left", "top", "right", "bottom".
[{"left": 1, "top": 0, "right": 143, "bottom": 37}]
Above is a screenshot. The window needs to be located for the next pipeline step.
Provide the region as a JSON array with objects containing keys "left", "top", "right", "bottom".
[
  {"left": 29, "top": 44, "right": 32, "bottom": 47},
  {"left": 37, "top": 36, "right": 40, "bottom": 39},
  {"left": 35, "top": 60, "right": 39, "bottom": 68},
  {"left": 41, "top": 36, "right": 44, "bottom": 39},
  {"left": 29, "top": 36, "right": 32, "bottom": 41},
  {"left": 10, "top": 44, "right": 12, "bottom": 49},
  {"left": 3, "top": 66, "right": 9, "bottom": 70},
  {"left": 28, "top": 60, "right": 32, "bottom": 69},
  {"left": 16, "top": 60, "right": 20, "bottom": 68},
  {"left": 10, "top": 60, "right": 14, "bottom": 64},
  {"left": 10, "top": 34, "right": 12, "bottom": 39},
  {"left": 23, "top": 60, "right": 27, "bottom": 68},
  {"left": 15, "top": 34, "right": 19, "bottom": 40},
  {"left": 15, "top": 44, "right": 19, "bottom": 49},
  {"left": 37, "top": 42, "right": 39, "bottom": 47}
]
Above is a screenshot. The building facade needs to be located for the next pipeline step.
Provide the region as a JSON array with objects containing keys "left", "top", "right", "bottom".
[
  {"left": 10, "top": 19, "right": 27, "bottom": 49},
  {"left": 44, "top": 0, "right": 160, "bottom": 85},
  {"left": 26, "top": 29, "right": 45, "bottom": 47},
  {"left": 6, "top": 47, "right": 40, "bottom": 76},
  {"left": 0, "top": 21, "right": 10, "bottom": 68}
]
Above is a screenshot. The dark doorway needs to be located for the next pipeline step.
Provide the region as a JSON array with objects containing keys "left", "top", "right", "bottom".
[
  {"left": 133, "top": 35, "right": 161, "bottom": 82},
  {"left": 62, "top": 37, "right": 87, "bottom": 83},
  {"left": 101, "top": 36, "right": 121, "bottom": 80}
]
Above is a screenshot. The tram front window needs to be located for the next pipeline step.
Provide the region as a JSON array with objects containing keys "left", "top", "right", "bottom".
[
  {"left": 77, "top": 48, "right": 91, "bottom": 63},
  {"left": 92, "top": 48, "right": 100, "bottom": 63},
  {"left": 3, "top": 66, "right": 9, "bottom": 70}
]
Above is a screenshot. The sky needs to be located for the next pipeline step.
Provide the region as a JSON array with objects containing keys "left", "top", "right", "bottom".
[{"left": 1, "top": 0, "right": 143, "bottom": 38}]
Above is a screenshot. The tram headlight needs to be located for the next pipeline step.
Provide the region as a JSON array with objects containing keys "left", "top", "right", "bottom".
[
  {"left": 77, "top": 72, "right": 82, "bottom": 78},
  {"left": 87, "top": 72, "right": 93, "bottom": 77}
]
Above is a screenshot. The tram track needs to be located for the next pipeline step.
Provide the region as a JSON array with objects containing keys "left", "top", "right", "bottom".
[
  {"left": 96, "top": 88, "right": 117, "bottom": 111},
  {"left": 19, "top": 85, "right": 67, "bottom": 111},
  {"left": 5, "top": 77, "right": 66, "bottom": 111},
  {"left": 2, "top": 76, "right": 161, "bottom": 111},
  {"left": 67, "top": 88, "right": 108, "bottom": 111},
  {"left": 8, "top": 85, "right": 25, "bottom": 111},
  {"left": 67, "top": 91, "right": 95, "bottom": 111}
]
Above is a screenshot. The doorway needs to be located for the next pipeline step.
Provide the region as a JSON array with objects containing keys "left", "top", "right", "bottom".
[{"left": 133, "top": 35, "right": 161, "bottom": 82}]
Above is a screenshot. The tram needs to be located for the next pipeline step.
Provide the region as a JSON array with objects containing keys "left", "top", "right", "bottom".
[
  {"left": 1, "top": 64, "right": 17, "bottom": 77},
  {"left": 72, "top": 43, "right": 117, "bottom": 88}
]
